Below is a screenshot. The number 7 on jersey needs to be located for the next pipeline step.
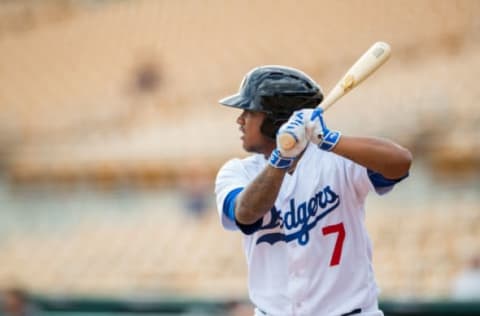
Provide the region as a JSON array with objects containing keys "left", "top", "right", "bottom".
[{"left": 322, "top": 223, "right": 346, "bottom": 266}]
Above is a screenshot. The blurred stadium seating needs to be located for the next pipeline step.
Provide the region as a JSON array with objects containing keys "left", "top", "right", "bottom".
[
  {"left": 0, "top": 0, "right": 479, "bottom": 314},
  {"left": 0, "top": 185, "right": 478, "bottom": 299}
]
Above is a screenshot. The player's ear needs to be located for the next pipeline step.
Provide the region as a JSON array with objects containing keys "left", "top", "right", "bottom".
[{"left": 260, "top": 117, "right": 283, "bottom": 140}]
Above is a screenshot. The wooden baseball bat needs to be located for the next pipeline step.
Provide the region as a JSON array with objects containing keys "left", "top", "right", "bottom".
[{"left": 278, "top": 41, "right": 391, "bottom": 151}]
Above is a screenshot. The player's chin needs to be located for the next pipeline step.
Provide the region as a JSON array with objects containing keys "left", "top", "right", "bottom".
[
  {"left": 242, "top": 143, "right": 263, "bottom": 154},
  {"left": 242, "top": 141, "right": 256, "bottom": 153}
]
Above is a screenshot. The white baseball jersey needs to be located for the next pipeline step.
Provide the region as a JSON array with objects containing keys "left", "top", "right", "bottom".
[{"left": 215, "top": 143, "right": 404, "bottom": 316}]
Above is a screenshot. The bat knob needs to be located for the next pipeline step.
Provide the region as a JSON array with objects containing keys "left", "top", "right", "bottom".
[{"left": 278, "top": 133, "right": 296, "bottom": 151}]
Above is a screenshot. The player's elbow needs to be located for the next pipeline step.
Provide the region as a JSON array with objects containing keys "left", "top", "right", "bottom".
[
  {"left": 235, "top": 194, "right": 266, "bottom": 225},
  {"left": 235, "top": 205, "right": 263, "bottom": 225},
  {"left": 388, "top": 146, "right": 412, "bottom": 178},
  {"left": 399, "top": 146, "right": 413, "bottom": 171}
]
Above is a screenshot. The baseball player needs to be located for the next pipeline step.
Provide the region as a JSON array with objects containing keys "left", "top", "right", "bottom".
[{"left": 215, "top": 66, "right": 412, "bottom": 316}]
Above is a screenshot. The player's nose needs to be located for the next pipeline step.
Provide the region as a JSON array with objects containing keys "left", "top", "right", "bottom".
[{"left": 236, "top": 111, "right": 246, "bottom": 125}]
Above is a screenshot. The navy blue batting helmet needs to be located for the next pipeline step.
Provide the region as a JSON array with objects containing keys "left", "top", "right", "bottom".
[{"left": 219, "top": 65, "right": 323, "bottom": 138}]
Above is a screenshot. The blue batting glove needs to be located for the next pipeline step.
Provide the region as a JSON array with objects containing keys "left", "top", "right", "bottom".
[
  {"left": 307, "top": 108, "right": 341, "bottom": 151},
  {"left": 268, "top": 148, "right": 295, "bottom": 169}
]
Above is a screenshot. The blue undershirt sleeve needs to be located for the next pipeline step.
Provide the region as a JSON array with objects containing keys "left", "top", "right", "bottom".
[
  {"left": 222, "top": 187, "right": 242, "bottom": 222},
  {"left": 367, "top": 169, "right": 409, "bottom": 195}
]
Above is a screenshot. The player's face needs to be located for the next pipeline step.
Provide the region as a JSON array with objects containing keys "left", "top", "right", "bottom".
[{"left": 237, "top": 110, "right": 275, "bottom": 155}]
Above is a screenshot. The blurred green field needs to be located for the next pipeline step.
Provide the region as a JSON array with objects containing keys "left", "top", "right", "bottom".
[{"left": 3, "top": 297, "right": 480, "bottom": 316}]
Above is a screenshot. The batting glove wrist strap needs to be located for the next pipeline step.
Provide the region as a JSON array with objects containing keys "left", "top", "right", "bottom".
[
  {"left": 319, "top": 130, "right": 342, "bottom": 151},
  {"left": 269, "top": 149, "right": 295, "bottom": 169}
]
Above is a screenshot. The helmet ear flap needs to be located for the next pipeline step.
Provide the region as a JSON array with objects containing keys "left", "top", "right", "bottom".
[{"left": 260, "top": 116, "right": 286, "bottom": 140}]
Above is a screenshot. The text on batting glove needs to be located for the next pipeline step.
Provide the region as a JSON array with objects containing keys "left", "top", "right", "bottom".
[
  {"left": 277, "top": 110, "right": 310, "bottom": 158},
  {"left": 306, "top": 108, "right": 341, "bottom": 151}
]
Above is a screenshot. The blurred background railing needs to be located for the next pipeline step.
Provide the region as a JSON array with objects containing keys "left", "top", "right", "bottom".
[{"left": 0, "top": 0, "right": 479, "bottom": 315}]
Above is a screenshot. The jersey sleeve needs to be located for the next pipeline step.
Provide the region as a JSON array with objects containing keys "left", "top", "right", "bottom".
[
  {"left": 341, "top": 158, "right": 375, "bottom": 202},
  {"left": 214, "top": 159, "right": 251, "bottom": 231},
  {"left": 341, "top": 157, "right": 408, "bottom": 200}
]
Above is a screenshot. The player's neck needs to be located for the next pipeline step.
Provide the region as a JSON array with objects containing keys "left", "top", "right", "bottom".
[{"left": 261, "top": 143, "right": 277, "bottom": 159}]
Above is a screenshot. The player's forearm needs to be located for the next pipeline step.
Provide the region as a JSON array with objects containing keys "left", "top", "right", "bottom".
[
  {"left": 332, "top": 135, "right": 412, "bottom": 179},
  {"left": 235, "top": 166, "right": 287, "bottom": 225}
]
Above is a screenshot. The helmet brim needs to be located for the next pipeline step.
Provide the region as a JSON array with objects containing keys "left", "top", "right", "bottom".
[{"left": 219, "top": 93, "right": 251, "bottom": 109}]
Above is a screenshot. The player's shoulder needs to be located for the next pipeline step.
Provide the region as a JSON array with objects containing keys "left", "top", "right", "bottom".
[{"left": 217, "top": 154, "right": 266, "bottom": 174}]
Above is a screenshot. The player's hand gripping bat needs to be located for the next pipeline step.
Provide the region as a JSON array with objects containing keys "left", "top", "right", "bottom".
[{"left": 278, "top": 41, "right": 391, "bottom": 151}]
